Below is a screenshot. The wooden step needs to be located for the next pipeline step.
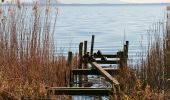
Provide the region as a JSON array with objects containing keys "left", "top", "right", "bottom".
[
  {"left": 48, "top": 87, "right": 112, "bottom": 96},
  {"left": 96, "top": 60, "right": 119, "bottom": 64},
  {"left": 95, "top": 54, "right": 118, "bottom": 58},
  {"left": 72, "top": 69, "right": 119, "bottom": 75}
]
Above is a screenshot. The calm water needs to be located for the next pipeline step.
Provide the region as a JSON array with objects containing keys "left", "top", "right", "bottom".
[
  {"left": 41, "top": 4, "right": 167, "bottom": 100},
  {"left": 1, "top": 4, "right": 168, "bottom": 100},
  {"left": 54, "top": 4, "right": 167, "bottom": 58}
]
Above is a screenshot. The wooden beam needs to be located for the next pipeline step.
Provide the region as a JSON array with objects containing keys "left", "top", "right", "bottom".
[
  {"left": 96, "top": 60, "right": 119, "bottom": 64},
  {"left": 72, "top": 69, "right": 119, "bottom": 75},
  {"left": 95, "top": 54, "right": 118, "bottom": 58},
  {"left": 91, "top": 62, "right": 119, "bottom": 85},
  {"left": 48, "top": 87, "right": 112, "bottom": 96}
]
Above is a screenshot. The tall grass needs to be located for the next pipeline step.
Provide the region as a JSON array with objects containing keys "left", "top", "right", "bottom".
[
  {"left": 126, "top": 7, "right": 170, "bottom": 99},
  {"left": 116, "top": 7, "right": 170, "bottom": 100},
  {"left": 0, "top": 0, "right": 72, "bottom": 99}
]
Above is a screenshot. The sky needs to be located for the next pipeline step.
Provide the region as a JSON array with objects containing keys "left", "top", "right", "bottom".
[{"left": 4, "top": 0, "right": 170, "bottom": 4}]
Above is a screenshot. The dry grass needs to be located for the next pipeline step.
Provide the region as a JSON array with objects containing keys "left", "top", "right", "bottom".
[
  {"left": 0, "top": 1, "right": 170, "bottom": 100},
  {"left": 121, "top": 8, "right": 170, "bottom": 100},
  {"left": 114, "top": 7, "right": 170, "bottom": 100},
  {"left": 0, "top": 0, "right": 73, "bottom": 99}
]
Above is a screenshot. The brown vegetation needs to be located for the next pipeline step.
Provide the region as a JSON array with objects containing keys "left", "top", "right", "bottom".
[
  {"left": 121, "top": 7, "right": 170, "bottom": 100},
  {"left": 0, "top": 0, "right": 170, "bottom": 100},
  {"left": 0, "top": 1, "right": 74, "bottom": 99}
]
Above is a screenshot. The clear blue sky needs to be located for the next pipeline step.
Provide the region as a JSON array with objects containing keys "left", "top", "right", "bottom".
[{"left": 11, "top": 0, "right": 170, "bottom": 3}]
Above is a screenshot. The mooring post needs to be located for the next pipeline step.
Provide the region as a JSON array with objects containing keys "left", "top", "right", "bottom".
[
  {"left": 84, "top": 41, "right": 88, "bottom": 55},
  {"left": 117, "top": 51, "right": 124, "bottom": 70},
  {"left": 68, "top": 51, "right": 73, "bottom": 87},
  {"left": 79, "top": 42, "right": 83, "bottom": 87},
  {"left": 118, "top": 50, "right": 127, "bottom": 93},
  {"left": 123, "top": 41, "right": 129, "bottom": 67},
  {"left": 83, "top": 41, "right": 88, "bottom": 87},
  {"left": 90, "top": 35, "right": 95, "bottom": 55}
]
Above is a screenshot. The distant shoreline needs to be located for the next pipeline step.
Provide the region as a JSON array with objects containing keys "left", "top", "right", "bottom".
[{"left": 1, "top": 3, "right": 170, "bottom": 6}]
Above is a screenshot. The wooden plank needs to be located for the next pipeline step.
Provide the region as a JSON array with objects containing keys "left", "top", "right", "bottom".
[
  {"left": 72, "top": 69, "right": 119, "bottom": 75},
  {"left": 91, "top": 62, "right": 119, "bottom": 85},
  {"left": 48, "top": 87, "right": 112, "bottom": 96},
  {"left": 94, "top": 54, "right": 118, "bottom": 58},
  {"left": 96, "top": 60, "right": 119, "bottom": 64}
]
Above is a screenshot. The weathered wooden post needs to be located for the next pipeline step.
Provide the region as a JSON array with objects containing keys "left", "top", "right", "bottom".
[
  {"left": 68, "top": 51, "right": 73, "bottom": 87},
  {"left": 79, "top": 42, "right": 83, "bottom": 87},
  {"left": 124, "top": 41, "right": 129, "bottom": 68},
  {"left": 83, "top": 41, "right": 88, "bottom": 87},
  {"left": 117, "top": 51, "right": 126, "bottom": 92},
  {"left": 84, "top": 41, "right": 88, "bottom": 55},
  {"left": 118, "top": 51, "right": 124, "bottom": 70},
  {"left": 90, "top": 35, "right": 95, "bottom": 55},
  {"left": 68, "top": 51, "right": 73, "bottom": 100}
]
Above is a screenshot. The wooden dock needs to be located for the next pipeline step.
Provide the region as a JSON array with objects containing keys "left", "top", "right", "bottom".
[{"left": 47, "top": 35, "right": 129, "bottom": 98}]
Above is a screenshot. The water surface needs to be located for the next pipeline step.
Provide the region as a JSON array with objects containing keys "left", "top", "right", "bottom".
[{"left": 54, "top": 4, "right": 166, "bottom": 58}]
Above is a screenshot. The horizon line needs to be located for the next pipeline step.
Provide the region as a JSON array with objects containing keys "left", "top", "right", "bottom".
[{"left": 1, "top": 2, "right": 170, "bottom": 5}]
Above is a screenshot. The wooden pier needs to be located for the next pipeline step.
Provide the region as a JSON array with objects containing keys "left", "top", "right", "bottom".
[{"left": 47, "top": 35, "right": 129, "bottom": 98}]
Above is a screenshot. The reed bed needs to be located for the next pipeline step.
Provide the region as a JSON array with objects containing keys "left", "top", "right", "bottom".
[
  {"left": 121, "top": 7, "right": 170, "bottom": 99},
  {"left": 0, "top": 1, "right": 74, "bottom": 99}
]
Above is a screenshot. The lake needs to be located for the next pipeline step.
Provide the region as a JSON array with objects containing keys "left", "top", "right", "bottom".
[
  {"left": 54, "top": 4, "right": 167, "bottom": 63},
  {"left": 0, "top": 4, "right": 168, "bottom": 100}
]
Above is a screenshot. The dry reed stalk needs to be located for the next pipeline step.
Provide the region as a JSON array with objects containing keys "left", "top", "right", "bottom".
[
  {"left": 117, "top": 8, "right": 170, "bottom": 100},
  {"left": 128, "top": 8, "right": 170, "bottom": 99},
  {"left": 0, "top": 0, "right": 73, "bottom": 99}
]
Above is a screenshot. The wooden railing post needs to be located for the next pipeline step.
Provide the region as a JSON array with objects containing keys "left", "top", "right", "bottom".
[
  {"left": 68, "top": 51, "right": 73, "bottom": 87},
  {"left": 117, "top": 51, "right": 124, "bottom": 70},
  {"left": 83, "top": 41, "right": 88, "bottom": 87},
  {"left": 79, "top": 42, "right": 83, "bottom": 87},
  {"left": 90, "top": 35, "right": 95, "bottom": 55},
  {"left": 124, "top": 41, "right": 129, "bottom": 67},
  {"left": 84, "top": 41, "right": 87, "bottom": 55}
]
